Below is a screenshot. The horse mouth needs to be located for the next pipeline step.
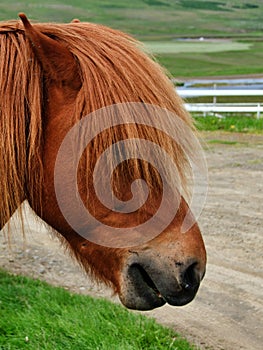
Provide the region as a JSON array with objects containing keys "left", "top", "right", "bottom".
[{"left": 120, "top": 261, "right": 201, "bottom": 311}]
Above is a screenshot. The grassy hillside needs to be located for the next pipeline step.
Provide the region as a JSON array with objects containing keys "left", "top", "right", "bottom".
[
  {"left": 0, "top": 1, "right": 262, "bottom": 78},
  {"left": 1, "top": 0, "right": 263, "bottom": 38}
]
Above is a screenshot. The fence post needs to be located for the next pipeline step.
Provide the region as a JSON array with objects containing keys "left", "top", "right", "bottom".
[
  {"left": 257, "top": 103, "right": 260, "bottom": 119},
  {"left": 213, "top": 84, "right": 217, "bottom": 105}
]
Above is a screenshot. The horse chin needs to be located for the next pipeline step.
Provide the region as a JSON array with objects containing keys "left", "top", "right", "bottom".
[
  {"left": 120, "top": 294, "right": 166, "bottom": 311},
  {"left": 118, "top": 261, "right": 201, "bottom": 311}
]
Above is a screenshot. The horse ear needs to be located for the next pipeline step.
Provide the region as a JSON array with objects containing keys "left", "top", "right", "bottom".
[{"left": 19, "top": 13, "right": 81, "bottom": 90}]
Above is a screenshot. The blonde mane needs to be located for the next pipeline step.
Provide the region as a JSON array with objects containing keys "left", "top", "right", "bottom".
[{"left": 0, "top": 19, "right": 193, "bottom": 230}]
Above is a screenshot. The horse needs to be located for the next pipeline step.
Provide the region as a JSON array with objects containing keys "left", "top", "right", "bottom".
[{"left": 0, "top": 13, "right": 206, "bottom": 311}]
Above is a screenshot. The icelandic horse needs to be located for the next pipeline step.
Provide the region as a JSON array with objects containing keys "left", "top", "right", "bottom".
[{"left": 0, "top": 14, "right": 206, "bottom": 310}]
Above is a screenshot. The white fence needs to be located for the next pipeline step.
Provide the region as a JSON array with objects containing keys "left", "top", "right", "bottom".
[{"left": 177, "top": 89, "right": 263, "bottom": 118}]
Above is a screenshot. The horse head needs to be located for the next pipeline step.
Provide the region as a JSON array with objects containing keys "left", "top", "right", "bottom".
[{"left": 4, "top": 14, "right": 207, "bottom": 310}]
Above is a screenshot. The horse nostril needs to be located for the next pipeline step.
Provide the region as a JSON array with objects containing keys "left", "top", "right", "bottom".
[{"left": 181, "top": 262, "right": 199, "bottom": 290}]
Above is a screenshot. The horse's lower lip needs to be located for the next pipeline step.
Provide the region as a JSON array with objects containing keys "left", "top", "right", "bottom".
[{"left": 162, "top": 288, "right": 198, "bottom": 306}]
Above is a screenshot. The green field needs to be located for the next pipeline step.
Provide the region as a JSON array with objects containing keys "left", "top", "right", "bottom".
[
  {"left": 144, "top": 39, "right": 263, "bottom": 77},
  {"left": 156, "top": 40, "right": 263, "bottom": 78},
  {"left": 1, "top": 0, "right": 263, "bottom": 38},
  {"left": 144, "top": 41, "right": 252, "bottom": 54},
  {"left": 194, "top": 115, "right": 263, "bottom": 133},
  {"left": 0, "top": 0, "right": 263, "bottom": 78},
  {"left": 0, "top": 270, "right": 195, "bottom": 350}
]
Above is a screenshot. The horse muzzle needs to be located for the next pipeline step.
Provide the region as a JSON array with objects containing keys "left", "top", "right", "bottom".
[{"left": 119, "top": 254, "right": 205, "bottom": 311}]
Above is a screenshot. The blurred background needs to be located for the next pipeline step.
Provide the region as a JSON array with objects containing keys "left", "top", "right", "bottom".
[
  {"left": 1, "top": 0, "right": 263, "bottom": 79},
  {"left": 2, "top": 0, "right": 263, "bottom": 131}
]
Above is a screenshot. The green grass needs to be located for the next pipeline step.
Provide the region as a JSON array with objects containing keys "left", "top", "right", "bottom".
[
  {"left": 144, "top": 40, "right": 251, "bottom": 54},
  {"left": 194, "top": 115, "right": 263, "bottom": 133},
  {"left": 0, "top": 270, "right": 195, "bottom": 350},
  {"left": 206, "top": 139, "right": 241, "bottom": 145},
  {"left": 1, "top": 0, "right": 263, "bottom": 38},
  {"left": 156, "top": 40, "right": 263, "bottom": 77},
  {"left": 0, "top": 1, "right": 263, "bottom": 78}
]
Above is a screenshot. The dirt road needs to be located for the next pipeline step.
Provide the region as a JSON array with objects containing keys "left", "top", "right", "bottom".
[{"left": 1, "top": 131, "right": 262, "bottom": 350}]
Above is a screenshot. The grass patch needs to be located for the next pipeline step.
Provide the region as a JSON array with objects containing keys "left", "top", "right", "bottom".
[
  {"left": 156, "top": 40, "right": 263, "bottom": 77},
  {"left": 1, "top": 0, "right": 263, "bottom": 38},
  {"left": 194, "top": 115, "right": 263, "bottom": 133},
  {"left": 144, "top": 40, "right": 251, "bottom": 54},
  {"left": 186, "top": 96, "right": 263, "bottom": 104},
  {"left": 0, "top": 270, "right": 195, "bottom": 350},
  {"left": 179, "top": 0, "right": 228, "bottom": 11},
  {"left": 207, "top": 139, "right": 240, "bottom": 145}
]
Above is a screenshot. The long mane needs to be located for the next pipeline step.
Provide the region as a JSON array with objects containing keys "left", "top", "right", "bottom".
[
  {"left": 0, "top": 21, "right": 43, "bottom": 230},
  {"left": 0, "top": 19, "right": 193, "bottom": 231}
]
